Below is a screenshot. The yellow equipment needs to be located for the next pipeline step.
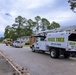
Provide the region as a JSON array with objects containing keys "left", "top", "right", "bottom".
[{"left": 5, "top": 38, "right": 13, "bottom": 46}]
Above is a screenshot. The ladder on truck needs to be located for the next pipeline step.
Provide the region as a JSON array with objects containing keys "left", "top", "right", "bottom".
[{"left": 37, "top": 25, "right": 76, "bottom": 35}]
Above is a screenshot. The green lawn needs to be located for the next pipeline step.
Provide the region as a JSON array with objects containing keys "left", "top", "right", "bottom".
[{"left": 24, "top": 45, "right": 30, "bottom": 47}]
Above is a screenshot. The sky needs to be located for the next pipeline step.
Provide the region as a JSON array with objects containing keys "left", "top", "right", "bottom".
[{"left": 0, "top": 0, "right": 76, "bottom": 37}]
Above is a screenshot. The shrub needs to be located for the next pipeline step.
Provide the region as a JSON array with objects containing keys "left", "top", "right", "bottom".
[{"left": 25, "top": 43, "right": 30, "bottom": 45}]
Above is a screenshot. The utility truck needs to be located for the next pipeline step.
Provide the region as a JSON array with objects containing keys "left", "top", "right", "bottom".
[{"left": 30, "top": 26, "right": 76, "bottom": 58}]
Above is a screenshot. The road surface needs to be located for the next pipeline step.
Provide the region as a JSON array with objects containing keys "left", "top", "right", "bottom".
[{"left": 0, "top": 44, "right": 76, "bottom": 75}]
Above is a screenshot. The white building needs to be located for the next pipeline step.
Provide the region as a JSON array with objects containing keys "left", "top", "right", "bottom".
[{"left": 17, "top": 36, "right": 30, "bottom": 44}]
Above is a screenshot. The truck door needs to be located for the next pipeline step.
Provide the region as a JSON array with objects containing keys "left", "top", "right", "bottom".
[{"left": 38, "top": 37, "right": 46, "bottom": 50}]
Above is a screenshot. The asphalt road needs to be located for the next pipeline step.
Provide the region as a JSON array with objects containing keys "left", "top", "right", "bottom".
[{"left": 0, "top": 44, "right": 76, "bottom": 75}]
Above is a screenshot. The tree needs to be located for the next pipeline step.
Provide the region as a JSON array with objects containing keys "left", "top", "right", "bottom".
[
  {"left": 48, "top": 21, "right": 60, "bottom": 29},
  {"left": 15, "top": 16, "right": 27, "bottom": 27},
  {"left": 41, "top": 18, "right": 50, "bottom": 31},
  {"left": 27, "top": 19, "right": 36, "bottom": 29},
  {"left": 68, "top": 0, "right": 76, "bottom": 12},
  {"left": 4, "top": 25, "right": 11, "bottom": 38},
  {"left": 4, "top": 25, "right": 16, "bottom": 40},
  {"left": 8, "top": 27, "right": 17, "bottom": 40},
  {"left": 22, "top": 27, "right": 33, "bottom": 36},
  {"left": 4, "top": 15, "right": 60, "bottom": 40},
  {"left": 0, "top": 37, "right": 4, "bottom": 42},
  {"left": 35, "top": 16, "right": 41, "bottom": 32},
  {"left": 13, "top": 16, "right": 27, "bottom": 38},
  {"left": 22, "top": 19, "right": 36, "bottom": 36}
]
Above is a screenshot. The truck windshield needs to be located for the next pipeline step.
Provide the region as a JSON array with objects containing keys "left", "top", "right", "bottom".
[
  {"left": 69, "top": 33, "right": 76, "bottom": 41},
  {"left": 40, "top": 37, "right": 45, "bottom": 41}
]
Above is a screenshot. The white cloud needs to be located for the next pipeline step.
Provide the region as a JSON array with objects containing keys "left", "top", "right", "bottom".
[
  {"left": 40, "top": 10, "right": 76, "bottom": 25},
  {"left": 0, "top": 19, "right": 6, "bottom": 33},
  {"left": 11, "top": 0, "right": 54, "bottom": 9},
  {"left": 53, "top": 12, "right": 76, "bottom": 23},
  {"left": 26, "top": 0, "right": 54, "bottom": 9},
  {"left": 0, "top": 17, "right": 11, "bottom": 32},
  {"left": 0, "top": 0, "right": 76, "bottom": 37}
]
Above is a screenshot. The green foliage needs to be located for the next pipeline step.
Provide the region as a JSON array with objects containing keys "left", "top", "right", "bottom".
[
  {"left": 15, "top": 16, "right": 27, "bottom": 25},
  {"left": 25, "top": 42, "right": 30, "bottom": 45},
  {"left": 14, "top": 16, "right": 27, "bottom": 38},
  {"left": 4, "top": 16, "right": 34, "bottom": 40},
  {"left": 41, "top": 19, "right": 60, "bottom": 31},
  {"left": 27, "top": 19, "right": 36, "bottom": 29},
  {"left": 4, "top": 15, "right": 60, "bottom": 41},
  {"left": 47, "top": 21, "right": 60, "bottom": 30},
  {"left": 22, "top": 27, "right": 33, "bottom": 36},
  {"left": 41, "top": 18, "right": 50, "bottom": 31},
  {"left": 68, "top": 0, "right": 76, "bottom": 12},
  {"left": 0, "top": 37, "right": 4, "bottom": 42},
  {"left": 35, "top": 16, "right": 41, "bottom": 31},
  {"left": 4, "top": 25, "right": 11, "bottom": 38},
  {"left": 35, "top": 16, "right": 41, "bottom": 21}
]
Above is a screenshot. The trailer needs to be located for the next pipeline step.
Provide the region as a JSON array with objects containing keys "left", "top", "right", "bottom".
[{"left": 30, "top": 25, "right": 76, "bottom": 59}]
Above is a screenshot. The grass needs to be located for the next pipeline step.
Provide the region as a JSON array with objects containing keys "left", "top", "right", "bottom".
[{"left": 24, "top": 45, "right": 30, "bottom": 47}]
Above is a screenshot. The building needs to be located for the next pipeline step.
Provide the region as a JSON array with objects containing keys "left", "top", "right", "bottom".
[{"left": 17, "top": 36, "right": 30, "bottom": 44}]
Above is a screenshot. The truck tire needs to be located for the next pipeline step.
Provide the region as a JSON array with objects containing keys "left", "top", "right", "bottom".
[
  {"left": 32, "top": 46, "right": 35, "bottom": 52},
  {"left": 50, "top": 49, "right": 60, "bottom": 58},
  {"left": 21, "top": 46, "right": 23, "bottom": 48},
  {"left": 64, "top": 53, "right": 70, "bottom": 58}
]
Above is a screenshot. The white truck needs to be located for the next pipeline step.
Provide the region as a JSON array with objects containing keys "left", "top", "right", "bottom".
[{"left": 30, "top": 26, "right": 76, "bottom": 58}]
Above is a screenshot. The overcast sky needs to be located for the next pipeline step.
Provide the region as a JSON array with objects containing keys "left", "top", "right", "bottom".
[{"left": 0, "top": 0, "right": 76, "bottom": 37}]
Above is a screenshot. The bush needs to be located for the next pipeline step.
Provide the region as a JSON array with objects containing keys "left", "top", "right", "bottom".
[{"left": 25, "top": 43, "right": 30, "bottom": 45}]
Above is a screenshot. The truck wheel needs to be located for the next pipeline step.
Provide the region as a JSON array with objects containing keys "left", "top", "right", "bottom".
[
  {"left": 64, "top": 53, "right": 70, "bottom": 58},
  {"left": 50, "top": 49, "right": 60, "bottom": 58},
  {"left": 20, "top": 46, "right": 23, "bottom": 48},
  {"left": 32, "top": 46, "right": 35, "bottom": 52}
]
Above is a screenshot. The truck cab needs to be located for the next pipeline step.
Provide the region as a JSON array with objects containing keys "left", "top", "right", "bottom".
[{"left": 31, "top": 36, "right": 46, "bottom": 52}]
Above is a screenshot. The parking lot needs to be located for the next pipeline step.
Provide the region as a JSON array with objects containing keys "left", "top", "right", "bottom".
[{"left": 0, "top": 44, "right": 76, "bottom": 75}]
